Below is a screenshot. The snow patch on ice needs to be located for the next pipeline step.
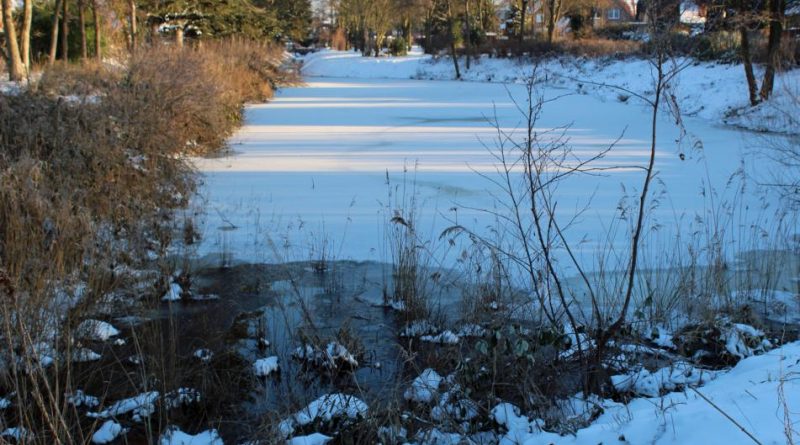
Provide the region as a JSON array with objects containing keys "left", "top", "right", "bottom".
[
  {"left": 279, "top": 393, "right": 368, "bottom": 438},
  {"left": 159, "top": 427, "right": 223, "bottom": 445},
  {"left": 404, "top": 368, "right": 443, "bottom": 403},
  {"left": 253, "top": 356, "right": 279, "bottom": 377},
  {"left": 91, "top": 420, "right": 127, "bottom": 444}
]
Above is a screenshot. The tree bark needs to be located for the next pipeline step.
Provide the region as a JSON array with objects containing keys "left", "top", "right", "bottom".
[
  {"left": 175, "top": 25, "right": 184, "bottom": 48},
  {"left": 547, "top": 0, "right": 561, "bottom": 43},
  {"left": 739, "top": 26, "right": 759, "bottom": 106},
  {"left": 128, "top": 0, "right": 137, "bottom": 53},
  {"left": 61, "top": 0, "right": 69, "bottom": 60},
  {"left": 759, "top": 0, "right": 784, "bottom": 101},
  {"left": 49, "top": 0, "right": 63, "bottom": 64},
  {"left": 79, "top": 0, "right": 87, "bottom": 60},
  {"left": 1, "top": 0, "right": 25, "bottom": 80},
  {"left": 446, "top": 0, "right": 461, "bottom": 79},
  {"left": 21, "top": 0, "right": 32, "bottom": 73},
  {"left": 92, "top": 0, "right": 101, "bottom": 61},
  {"left": 464, "top": 0, "right": 471, "bottom": 69},
  {"left": 519, "top": 0, "right": 528, "bottom": 43}
]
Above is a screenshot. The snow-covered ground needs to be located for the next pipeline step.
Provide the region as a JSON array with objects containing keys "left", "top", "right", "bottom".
[
  {"left": 193, "top": 52, "right": 791, "bottom": 270},
  {"left": 485, "top": 341, "right": 800, "bottom": 444}
]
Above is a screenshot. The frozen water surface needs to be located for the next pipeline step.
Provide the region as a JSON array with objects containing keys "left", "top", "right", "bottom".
[{"left": 193, "top": 76, "right": 779, "bottom": 270}]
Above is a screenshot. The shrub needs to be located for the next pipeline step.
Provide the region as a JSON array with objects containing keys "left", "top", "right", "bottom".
[
  {"left": 390, "top": 37, "right": 408, "bottom": 56},
  {"left": 0, "top": 38, "right": 287, "bottom": 444}
]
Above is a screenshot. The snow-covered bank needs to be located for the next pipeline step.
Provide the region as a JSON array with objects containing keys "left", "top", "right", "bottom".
[
  {"left": 481, "top": 340, "right": 800, "bottom": 445},
  {"left": 300, "top": 49, "right": 800, "bottom": 135}
]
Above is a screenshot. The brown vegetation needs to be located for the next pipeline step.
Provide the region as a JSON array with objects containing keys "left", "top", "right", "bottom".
[{"left": 0, "top": 39, "right": 288, "bottom": 444}]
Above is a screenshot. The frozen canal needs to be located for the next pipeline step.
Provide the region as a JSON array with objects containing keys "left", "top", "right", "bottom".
[{"left": 192, "top": 77, "right": 781, "bottom": 271}]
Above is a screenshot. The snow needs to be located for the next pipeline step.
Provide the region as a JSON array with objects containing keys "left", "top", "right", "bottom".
[
  {"left": 611, "top": 361, "right": 718, "bottom": 397},
  {"left": 193, "top": 53, "right": 790, "bottom": 274},
  {"left": 404, "top": 368, "right": 443, "bottom": 403},
  {"left": 66, "top": 390, "right": 100, "bottom": 408},
  {"left": 420, "top": 330, "right": 460, "bottom": 344},
  {"left": 91, "top": 420, "right": 127, "bottom": 444},
  {"left": 400, "top": 320, "right": 439, "bottom": 338},
  {"left": 735, "top": 289, "right": 800, "bottom": 324},
  {"left": 722, "top": 322, "right": 772, "bottom": 358},
  {"left": 1, "top": 427, "right": 31, "bottom": 442},
  {"left": 193, "top": 348, "right": 214, "bottom": 363},
  {"left": 492, "top": 341, "right": 800, "bottom": 444},
  {"left": 287, "top": 433, "right": 333, "bottom": 445},
  {"left": 253, "top": 356, "right": 279, "bottom": 376},
  {"left": 300, "top": 49, "right": 800, "bottom": 135},
  {"left": 164, "top": 388, "right": 201, "bottom": 409},
  {"left": 87, "top": 391, "right": 159, "bottom": 421},
  {"left": 159, "top": 427, "right": 223, "bottom": 445},
  {"left": 279, "top": 393, "right": 368, "bottom": 438},
  {"left": 162, "top": 282, "right": 183, "bottom": 301},
  {"left": 73, "top": 348, "right": 102, "bottom": 362},
  {"left": 75, "top": 319, "right": 120, "bottom": 341},
  {"left": 292, "top": 342, "right": 358, "bottom": 369},
  {"left": 0, "top": 397, "right": 10, "bottom": 409}
]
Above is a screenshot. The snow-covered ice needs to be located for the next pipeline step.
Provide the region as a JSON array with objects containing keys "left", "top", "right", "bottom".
[
  {"left": 91, "top": 420, "right": 127, "bottom": 444},
  {"left": 253, "top": 356, "right": 279, "bottom": 376},
  {"left": 87, "top": 391, "right": 159, "bottom": 421},
  {"left": 159, "top": 427, "right": 223, "bottom": 445},
  {"left": 279, "top": 393, "right": 368, "bottom": 438},
  {"left": 194, "top": 55, "right": 788, "bottom": 273},
  {"left": 287, "top": 433, "right": 333, "bottom": 445},
  {"left": 75, "top": 319, "right": 120, "bottom": 341},
  {"left": 66, "top": 390, "right": 100, "bottom": 408},
  {"left": 404, "top": 368, "right": 443, "bottom": 403},
  {"left": 162, "top": 282, "right": 183, "bottom": 302}
]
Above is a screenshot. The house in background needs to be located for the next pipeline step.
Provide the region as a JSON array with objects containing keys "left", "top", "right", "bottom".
[
  {"left": 788, "top": 0, "right": 800, "bottom": 35},
  {"left": 592, "top": 0, "right": 641, "bottom": 28}
]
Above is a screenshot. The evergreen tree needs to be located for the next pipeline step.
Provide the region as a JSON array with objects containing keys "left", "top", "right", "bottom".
[{"left": 254, "top": 0, "right": 312, "bottom": 43}]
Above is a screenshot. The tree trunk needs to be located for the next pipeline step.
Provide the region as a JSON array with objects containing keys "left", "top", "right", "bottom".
[
  {"left": 547, "top": 0, "right": 561, "bottom": 43},
  {"left": 61, "top": 0, "right": 69, "bottom": 60},
  {"left": 175, "top": 26, "right": 184, "bottom": 48},
  {"left": 519, "top": 0, "right": 527, "bottom": 43},
  {"left": 759, "top": 0, "right": 784, "bottom": 101},
  {"left": 739, "top": 26, "right": 759, "bottom": 106},
  {"left": 128, "top": 0, "right": 137, "bottom": 53},
  {"left": 92, "top": 0, "right": 101, "bottom": 61},
  {"left": 49, "top": 0, "right": 63, "bottom": 64},
  {"left": 1, "top": 0, "right": 25, "bottom": 80},
  {"left": 464, "top": 0, "right": 471, "bottom": 70},
  {"left": 21, "top": 0, "right": 32, "bottom": 73},
  {"left": 79, "top": 0, "right": 87, "bottom": 60},
  {"left": 446, "top": 0, "right": 461, "bottom": 79}
]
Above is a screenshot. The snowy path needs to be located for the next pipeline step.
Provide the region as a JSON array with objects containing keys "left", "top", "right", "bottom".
[{"left": 192, "top": 76, "right": 780, "bottom": 269}]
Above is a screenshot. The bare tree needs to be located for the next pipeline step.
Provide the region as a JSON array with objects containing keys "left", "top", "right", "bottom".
[
  {"left": 21, "top": 0, "right": 32, "bottom": 73},
  {"left": 79, "top": 0, "right": 88, "bottom": 60},
  {"left": 464, "top": 0, "right": 471, "bottom": 69},
  {"left": 61, "top": 0, "right": 69, "bottom": 60},
  {"left": 445, "top": 0, "right": 460, "bottom": 78},
  {"left": 1, "top": 0, "right": 25, "bottom": 80},
  {"left": 49, "top": 0, "right": 63, "bottom": 65},
  {"left": 545, "top": 0, "right": 563, "bottom": 43},
  {"left": 129, "top": 0, "right": 137, "bottom": 53},
  {"left": 759, "top": 0, "right": 785, "bottom": 101},
  {"left": 93, "top": 0, "right": 101, "bottom": 61}
]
